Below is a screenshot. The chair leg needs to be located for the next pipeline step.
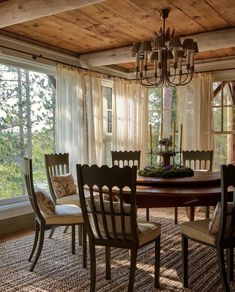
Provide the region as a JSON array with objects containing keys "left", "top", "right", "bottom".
[
  {"left": 146, "top": 208, "right": 150, "bottom": 221},
  {"left": 82, "top": 226, "right": 87, "bottom": 268},
  {"left": 174, "top": 207, "right": 178, "bottom": 224},
  {"left": 128, "top": 248, "right": 137, "bottom": 292},
  {"left": 155, "top": 236, "right": 161, "bottom": 288},
  {"left": 48, "top": 226, "right": 56, "bottom": 239},
  {"left": 28, "top": 220, "right": 40, "bottom": 261},
  {"left": 78, "top": 225, "right": 83, "bottom": 246},
  {"left": 89, "top": 239, "right": 96, "bottom": 292},
  {"left": 30, "top": 224, "right": 45, "bottom": 272},
  {"left": 217, "top": 247, "right": 230, "bottom": 291},
  {"left": 64, "top": 226, "right": 69, "bottom": 233},
  {"left": 71, "top": 225, "right": 76, "bottom": 254},
  {"left": 105, "top": 246, "right": 111, "bottom": 280},
  {"left": 205, "top": 206, "right": 210, "bottom": 219},
  {"left": 227, "top": 248, "right": 234, "bottom": 282},
  {"left": 182, "top": 235, "right": 188, "bottom": 288},
  {"left": 189, "top": 207, "right": 195, "bottom": 221}
]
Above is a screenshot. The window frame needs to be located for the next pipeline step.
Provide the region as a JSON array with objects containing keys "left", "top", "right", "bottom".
[
  {"left": 0, "top": 57, "right": 55, "bottom": 213},
  {"left": 101, "top": 79, "right": 113, "bottom": 165}
]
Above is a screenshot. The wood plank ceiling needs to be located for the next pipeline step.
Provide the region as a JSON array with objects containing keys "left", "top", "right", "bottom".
[{"left": 1, "top": 0, "right": 235, "bottom": 72}]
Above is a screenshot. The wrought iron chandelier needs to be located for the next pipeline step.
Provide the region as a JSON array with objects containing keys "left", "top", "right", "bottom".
[{"left": 131, "top": 9, "right": 199, "bottom": 88}]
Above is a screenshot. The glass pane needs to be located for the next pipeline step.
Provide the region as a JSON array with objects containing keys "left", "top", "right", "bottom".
[
  {"left": 102, "top": 86, "right": 112, "bottom": 109},
  {"left": 222, "top": 106, "right": 234, "bottom": 131},
  {"left": 107, "top": 110, "right": 112, "bottom": 133},
  {"left": 212, "top": 107, "right": 221, "bottom": 131},
  {"left": 213, "top": 82, "right": 222, "bottom": 106},
  {"left": 0, "top": 65, "right": 55, "bottom": 199},
  {"left": 223, "top": 83, "right": 233, "bottom": 106},
  {"left": 213, "top": 134, "right": 233, "bottom": 171}
]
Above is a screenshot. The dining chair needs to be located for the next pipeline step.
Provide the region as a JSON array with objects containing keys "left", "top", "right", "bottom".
[
  {"left": 77, "top": 164, "right": 161, "bottom": 292},
  {"left": 111, "top": 150, "right": 141, "bottom": 169},
  {"left": 44, "top": 153, "right": 83, "bottom": 243},
  {"left": 23, "top": 157, "right": 87, "bottom": 271},
  {"left": 174, "top": 150, "right": 213, "bottom": 224},
  {"left": 111, "top": 150, "right": 151, "bottom": 221},
  {"left": 180, "top": 164, "right": 235, "bottom": 291}
]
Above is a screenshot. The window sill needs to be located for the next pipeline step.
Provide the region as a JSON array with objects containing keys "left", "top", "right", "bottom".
[{"left": 0, "top": 200, "right": 33, "bottom": 220}]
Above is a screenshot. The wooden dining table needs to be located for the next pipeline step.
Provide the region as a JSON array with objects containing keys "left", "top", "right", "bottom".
[{"left": 123, "top": 171, "right": 222, "bottom": 220}]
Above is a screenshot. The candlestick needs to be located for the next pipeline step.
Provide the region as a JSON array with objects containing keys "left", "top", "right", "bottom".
[
  {"left": 180, "top": 123, "right": 183, "bottom": 151},
  {"left": 149, "top": 124, "right": 153, "bottom": 165},
  {"left": 160, "top": 122, "right": 163, "bottom": 139},
  {"left": 150, "top": 124, "right": 152, "bottom": 149},
  {"left": 173, "top": 122, "right": 176, "bottom": 152}
]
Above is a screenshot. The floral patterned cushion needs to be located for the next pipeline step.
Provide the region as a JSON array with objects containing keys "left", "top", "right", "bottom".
[
  {"left": 51, "top": 173, "right": 77, "bottom": 198},
  {"left": 36, "top": 191, "right": 55, "bottom": 215}
]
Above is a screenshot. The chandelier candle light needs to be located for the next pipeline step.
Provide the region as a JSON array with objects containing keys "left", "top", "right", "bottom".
[{"left": 131, "top": 9, "right": 199, "bottom": 87}]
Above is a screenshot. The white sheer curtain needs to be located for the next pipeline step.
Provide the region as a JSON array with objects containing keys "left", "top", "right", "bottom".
[
  {"left": 177, "top": 73, "right": 213, "bottom": 150},
  {"left": 112, "top": 79, "right": 149, "bottom": 168},
  {"left": 55, "top": 64, "right": 103, "bottom": 175},
  {"left": 56, "top": 65, "right": 149, "bottom": 172}
]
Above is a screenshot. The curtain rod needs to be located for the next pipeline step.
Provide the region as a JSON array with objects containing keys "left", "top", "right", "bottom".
[
  {"left": 1, "top": 44, "right": 234, "bottom": 82},
  {"left": 0, "top": 44, "right": 129, "bottom": 80}
]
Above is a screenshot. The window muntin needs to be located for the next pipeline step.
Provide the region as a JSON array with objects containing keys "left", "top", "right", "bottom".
[{"left": 102, "top": 83, "right": 113, "bottom": 165}]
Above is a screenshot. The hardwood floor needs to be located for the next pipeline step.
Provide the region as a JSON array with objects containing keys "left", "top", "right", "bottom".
[{"left": 0, "top": 228, "right": 34, "bottom": 242}]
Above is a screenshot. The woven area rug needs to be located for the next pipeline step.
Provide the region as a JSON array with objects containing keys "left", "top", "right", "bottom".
[{"left": 0, "top": 208, "right": 232, "bottom": 292}]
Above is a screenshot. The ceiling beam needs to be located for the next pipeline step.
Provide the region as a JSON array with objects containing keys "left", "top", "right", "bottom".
[
  {"left": 0, "top": 0, "right": 107, "bottom": 28},
  {"left": 79, "top": 27, "right": 235, "bottom": 67}
]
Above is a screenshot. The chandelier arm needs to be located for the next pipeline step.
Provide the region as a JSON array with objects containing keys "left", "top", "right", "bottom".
[
  {"left": 138, "top": 73, "right": 165, "bottom": 87},
  {"left": 138, "top": 78, "right": 161, "bottom": 88},
  {"left": 167, "top": 71, "right": 194, "bottom": 86}
]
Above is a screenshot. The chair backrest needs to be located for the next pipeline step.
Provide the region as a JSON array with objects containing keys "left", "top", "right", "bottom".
[
  {"left": 219, "top": 164, "right": 235, "bottom": 243},
  {"left": 77, "top": 164, "right": 138, "bottom": 246},
  {"left": 23, "top": 157, "right": 45, "bottom": 223},
  {"left": 44, "top": 153, "right": 69, "bottom": 201},
  {"left": 182, "top": 150, "right": 213, "bottom": 171},
  {"left": 111, "top": 150, "right": 141, "bottom": 169}
]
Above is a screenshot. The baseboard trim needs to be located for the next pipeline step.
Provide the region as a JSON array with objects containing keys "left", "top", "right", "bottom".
[{"left": 0, "top": 212, "right": 34, "bottom": 237}]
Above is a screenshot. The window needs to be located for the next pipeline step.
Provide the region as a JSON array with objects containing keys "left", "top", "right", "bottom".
[
  {"left": 0, "top": 64, "right": 56, "bottom": 200},
  {"left": 102, "top": 80, "right": 113, "bottom": 165},
  {"left": 148, "top": 87, "right": 177, "bottom": 165},
  {"left": 212, "top": 81, "right": 235, "bottom": 170}
]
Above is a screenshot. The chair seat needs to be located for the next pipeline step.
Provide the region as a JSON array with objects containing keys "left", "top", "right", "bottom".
[
  {"left": 180, "top": 219, "right": 216, "bottom": 246},
  {"left": 42, "top": 204, "right": 83, "bottom": 225},
  {"left": 56, "top": 191, "right": 91, "bottom": 206},
  {"left": 56, "top": 193, "right": 80, "bottom": 205},
  {"left": 138, "top": 221, "right": 161, "bottom": 246}
]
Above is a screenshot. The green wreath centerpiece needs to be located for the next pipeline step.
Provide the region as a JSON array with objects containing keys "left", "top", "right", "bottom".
[{"left": 139, "top": 165, "right": 194, "bottom": 178}]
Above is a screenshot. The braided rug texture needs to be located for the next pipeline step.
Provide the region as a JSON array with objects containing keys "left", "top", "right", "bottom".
[{"left": 0, "top": 208, "right": 232, "bottom": 292}]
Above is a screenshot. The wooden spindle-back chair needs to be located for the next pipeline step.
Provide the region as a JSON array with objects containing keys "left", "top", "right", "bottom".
[
  {"left": 77, "top": 164, "right": 161, "bottom": 292},
  {"left": 23, "top": 157, "right": 86, "bottom": 271},
  {"left": 181, "top": 164, "right": 235, "bottom": 291}
]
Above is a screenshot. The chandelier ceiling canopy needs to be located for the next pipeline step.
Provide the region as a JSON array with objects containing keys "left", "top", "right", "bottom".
[{"left": 131, "top": 9, "right": 199, "bottom": 88}]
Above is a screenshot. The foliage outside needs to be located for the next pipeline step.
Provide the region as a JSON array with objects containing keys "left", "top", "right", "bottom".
[{"left": 0, "top": 64, "right": 55, "bottom": 199}]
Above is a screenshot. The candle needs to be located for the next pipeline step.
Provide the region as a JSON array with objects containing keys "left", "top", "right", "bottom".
[
  {"left": 149, "top": 124, "right": 153, "bottom": 153},
  {"left": 160, "top": 122, "right": 163, "bottom": 139},
  {"left": 180, "top": 124, "right": 183, "bottom": 150},
  {"left": 173, "top": 122, "right": 176, "bottom": 152}
]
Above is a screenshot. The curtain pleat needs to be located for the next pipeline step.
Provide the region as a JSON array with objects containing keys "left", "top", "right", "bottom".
[
  {"left": 112, "top": 79, "right": 148, "bottom": 169},
  {"left": 176, "top": 73, "right": 213, "bottom": 151}
]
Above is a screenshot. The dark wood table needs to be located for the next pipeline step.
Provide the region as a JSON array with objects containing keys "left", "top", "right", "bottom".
[{"left": 123, "top": 171, "right": 222, "bottom": 220}]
